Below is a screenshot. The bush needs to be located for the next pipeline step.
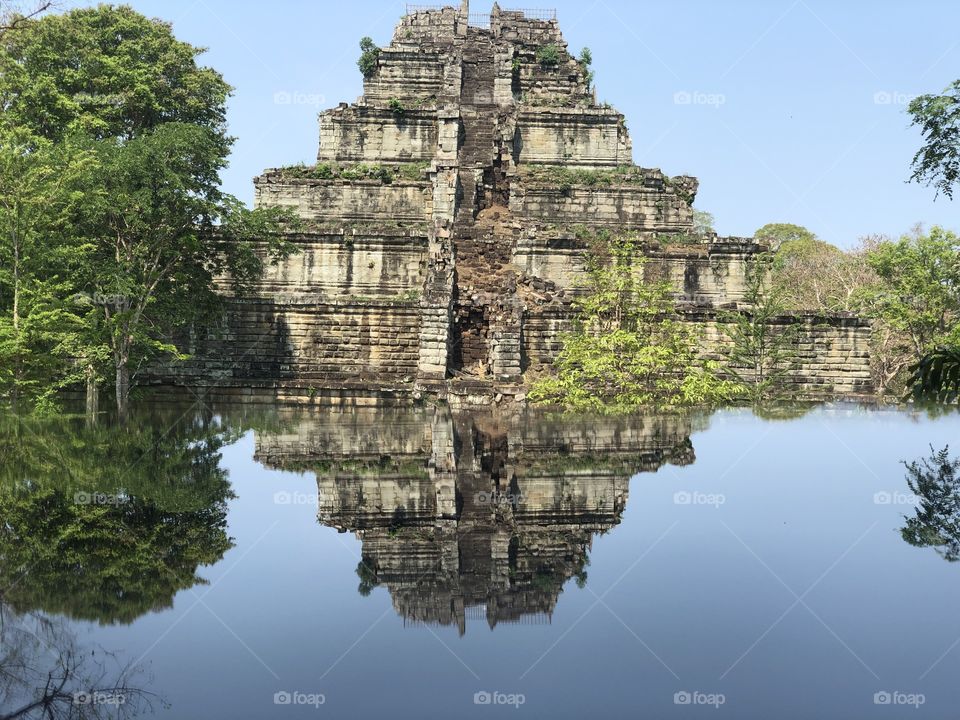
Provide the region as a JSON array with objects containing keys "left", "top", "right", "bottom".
[
  {"left": 529, "top": 236, "right": 738, "bottom": 411},
  {"left": 388, "top": 98, "right": 405, "bottom": 115},
  {"left": 536, "top": 44, "right": 562, "bottom": 67},
  {"left": 357, "top": 36, "right": 380, "bottom": 78}
]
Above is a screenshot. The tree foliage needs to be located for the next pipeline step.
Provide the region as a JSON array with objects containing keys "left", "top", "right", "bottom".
[
  {"left": 0, "top": 5, "right": 232, "bottom": 144},
  {"left": 0, "top": 128, "right": 95, "bottom": 410},
  {"left": 0, "top": 6, "right": 296, "bottom": 414},
  {"left": 720, "top": 257, "right": 798, "bottom": 403},
  {"left": 357, "top": 36, "right": 380, "bottom": 78},
  {"left": 861, "top": 226, "right": 960, "bottom": 356},
  {"left": 754, "top": 223, "right": 817, "bottom": 251},
  {"left": 908, "top": 80, "right": 960, "bottom": 200},
  {"left": 693, "top": 209, "right": 715, "bottom": 236},
  {"left": 909, "top": 346, "right": 960, "bottom": 403},
  {"left": 529, "top": 236, "right": 738, "bottom": 411}
]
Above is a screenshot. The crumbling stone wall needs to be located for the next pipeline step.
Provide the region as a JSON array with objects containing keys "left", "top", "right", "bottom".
[
  {"left": 520, "top": 306, "right": 874, "bottom": 397},
  {"left": 317, "top": 106, "right": 439, "bottom": 163},
  {"left": 254, "top": 174, "right": 432, "bottom": 223},
  {"left": 151, "top": 1, "right": 873, "bottom": 402},
  {"left": 514, "top": 109, "right": 632, "bottom": 166}
]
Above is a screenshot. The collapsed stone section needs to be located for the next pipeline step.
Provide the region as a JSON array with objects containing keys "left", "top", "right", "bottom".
[{"left": 150, "top": 1, "right": 872, "bottom": 402}]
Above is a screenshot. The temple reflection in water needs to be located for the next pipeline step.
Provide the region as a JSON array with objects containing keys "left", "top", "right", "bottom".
[{"left": 255, "top": 406, "right": 695, "bottom": 634}]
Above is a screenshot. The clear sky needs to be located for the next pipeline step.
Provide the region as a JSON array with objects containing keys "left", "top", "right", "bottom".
[{"left": 64, "top": 0, "right": 960, "bottom": 247}]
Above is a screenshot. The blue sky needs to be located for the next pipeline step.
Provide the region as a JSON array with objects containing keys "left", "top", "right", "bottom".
[{"left": 65, "top": 0, "right": 960, "bottom": 246}]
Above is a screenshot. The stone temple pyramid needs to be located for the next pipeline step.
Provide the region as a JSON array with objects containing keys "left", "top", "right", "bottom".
[{"left": 161, "top": 1, "right": 872, "bottom": 403}]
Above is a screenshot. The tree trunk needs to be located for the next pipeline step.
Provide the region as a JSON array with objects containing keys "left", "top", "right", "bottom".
[
  {"left": 85, "top": 364, "right": 99, "bottom": 425},
  {"left": 115, "top": 360, "right": 129, "bottom": 420}
]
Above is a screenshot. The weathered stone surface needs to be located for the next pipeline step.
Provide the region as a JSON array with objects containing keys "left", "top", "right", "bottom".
[{"left": 149, "top": 1, "right": 873, "bottom": 401}]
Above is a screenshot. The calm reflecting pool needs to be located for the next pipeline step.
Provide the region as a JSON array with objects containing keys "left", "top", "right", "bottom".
[{"left": 2, "top": 401, "right": 960, "bottom": 718}]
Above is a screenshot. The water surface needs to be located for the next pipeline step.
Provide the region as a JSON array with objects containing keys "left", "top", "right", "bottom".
[{"left": 2, "top": 402, "right": 959, "bottom": 718}]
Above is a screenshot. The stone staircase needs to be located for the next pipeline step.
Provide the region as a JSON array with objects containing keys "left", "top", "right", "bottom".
[{"left": 455, "top": 28, "right": 497, "bottom": 228}]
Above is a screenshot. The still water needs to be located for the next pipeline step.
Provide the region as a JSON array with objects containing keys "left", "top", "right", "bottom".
[{"left": 1, "top": 401, "right": 959, "bottom": 718}]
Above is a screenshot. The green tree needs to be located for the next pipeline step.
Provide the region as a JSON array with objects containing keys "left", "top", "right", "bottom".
[
  {"left": 907, "top": 80, "right": 960, "bottom": 199},
  {"left": 77, "top": 124, "right": 294, "bottom": 415},
  {"left": 754, "top": 222, "right": 817, "bottom": 252},
  {"left": 357, "top": 36, "right": 380, "bottom": 78},
  {"left": 0, "top": 127, "right": 94, "bottom": 411},
  {"left": 856, "top": 227, "right": 960, "bottom": 396},
  {"left": 862, "top": 226, "right": 960, "bottom": 356},
  {"left": 909, "top": 346, "right": 960, "bottom": 402},
  {"left": 530, "top": 236, "right": 737, "bottom": 411},
  {"left": 693, "top": 209, "right": 715, "bottom": 236},
  {"left": 720, "top": 257, "right": 798, "bottom": 403},
  {"left": 0, "top": 5, "right": 231, "bottom": 144},
  {"left": 0, "top": 6, "right": 296, "bottom": 415}
]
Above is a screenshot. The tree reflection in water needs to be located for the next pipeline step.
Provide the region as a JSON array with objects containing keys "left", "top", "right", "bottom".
[
  {"left": 0, "top": 602, "right": 159, "bottom": 719},
  {"left": 0, "top": 407, "right": 238, "bottom": 624},
  {"left": 900, "top": 445, "right": 960, "bottom": 562}
]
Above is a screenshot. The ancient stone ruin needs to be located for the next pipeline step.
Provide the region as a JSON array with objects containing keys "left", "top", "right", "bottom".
[{"left": 162, "top": 1, "right": 873, "bottom": 403}]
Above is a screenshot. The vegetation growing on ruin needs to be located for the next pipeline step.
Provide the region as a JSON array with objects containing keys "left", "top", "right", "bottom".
[
  {"left": 529, "top": 236, "right": 740, "bottom": 412},
  {"left": 520, "top": 164, "right": 658, "bottom": 191},
  {"left": 357, "top": 36, "right": 380, "bottom": 78},
  {"left": 577, "top": 47, "right": 594, "bottom": 88},
  {"left": 535, "top": 43, "right": 563, "bottom": 67},
  {"left": 277, "top": 161, "right": 430, "bottom": 183},
  {"left": 719, "top": 257, "right": 799, "bottom": 403}
]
